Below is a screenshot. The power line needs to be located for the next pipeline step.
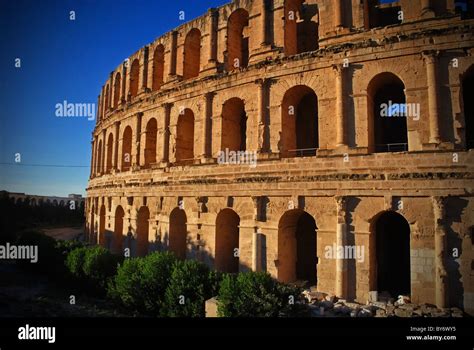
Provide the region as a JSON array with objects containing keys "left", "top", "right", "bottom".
[{"left": 0, "top": 162, "right": 90, "bottom": 168}]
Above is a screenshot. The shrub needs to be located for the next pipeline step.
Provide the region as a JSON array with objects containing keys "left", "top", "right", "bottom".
[
  {"left": 107, "top": 258, "right": 144, "bottom": 311},
  {"left": 15, "top": 230, "right": 61, "bottom": 273},
  {"left": 164, "top": 260, "right": 212, "bottom": 317},
  {"left": 82, "top": 246, "right": 122, "bottom": 293},
  {"left": 108, "top": 252, "right": 177, "bottom": 315},
  {"left": 217, "top": 271, "right": 304, "bottom": 317},
  {"left": 65, "top": 246, "right": 89, "bottom": 279}
]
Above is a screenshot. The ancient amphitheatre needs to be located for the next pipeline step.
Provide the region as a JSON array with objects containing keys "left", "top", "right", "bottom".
[{"left": 86, "top": 0, "right": 474, "bottom": 314}]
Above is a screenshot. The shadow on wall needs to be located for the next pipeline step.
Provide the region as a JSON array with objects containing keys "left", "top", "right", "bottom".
[{"left": 444, "top": 197, "right": 468, "bottom": 309}]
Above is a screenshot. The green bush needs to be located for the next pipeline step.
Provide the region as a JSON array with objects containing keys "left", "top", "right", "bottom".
[
  {"left": 107, "top": 258, "right": 144, "bottom": 311},
  {"left": 217, "top": 271, "right": 304, "bottom": 317},
  {"left": 164, "top": 260, "right": 213, "bottom": 317},
  {"left": 82, "top": 246, "right": 123, "bottom": 292},
  {"left": 65, "top": 246, "right": 89, "bottom": 279}
]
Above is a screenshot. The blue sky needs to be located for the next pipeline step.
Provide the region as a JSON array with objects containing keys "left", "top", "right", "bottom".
[{"left": 0, "top": 0, "right": 228, "bottom": 197}]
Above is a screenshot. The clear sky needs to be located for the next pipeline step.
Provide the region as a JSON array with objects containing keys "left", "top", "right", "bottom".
[{"left": 0, "top": 0, "right": 229, "bottom": 197}]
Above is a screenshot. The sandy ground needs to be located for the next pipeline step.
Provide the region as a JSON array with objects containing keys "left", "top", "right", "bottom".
[{"left": 42, "top": 227, "right": 84, "bottom": 241}]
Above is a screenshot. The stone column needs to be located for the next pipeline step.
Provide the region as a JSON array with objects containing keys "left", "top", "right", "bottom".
[
  {"left": 121, "top": 62, "right": 127, "bottom": 104},
  {"left": 168, "top": 31, "right": 178, "bottom": 78},
  {"left": 260, "top": 0, "right": 268, "bottom": 46},
  {"left": 333, "top": 65, "right": 346, "bottom": 147},
  {"left": 423, "top": 51, "right": 442, "bottom": 143},
  {"left": 90, "top": 138, "right": 95, "bottom": 178},
  {"left": 334, "top": 0, "right": 344, "bottom": 29},
  {"left": 101, "top": 129, "right": 106, "bottom": 175},
  {"left": 255, "top": 79, "right": 269, "bottom": 152},
  {"left": 208, "top": 9, "right": 218, "bottom": 64},
  {"left": 421, "top": 0, "right": 435, "bottom": 16},
  {"left": 134, "top": 113, "right": 143, "bottom": 168},
  {"left": 113, "top": 121, "right": 120, "bottom": 170},
  {"left": 335, "top": 196, "right": 347, "bottom": 298},
  {"left": 160, "top": 103, "right": 172, "bottom": 164},
  {"left": 432, "top": 196, "right": 448, "bottom": 309},
  {"left": 140, "top": 46, "right": 149, "bottom": 93},
  {"left": 201, "top": 92, "right": 214, "bottom": 160},
  {"left": 252, "top": 231, "right": 260, "bottom": 272},
  {"left": 96, "top": 94, "right": 101, "bottom": 123}
]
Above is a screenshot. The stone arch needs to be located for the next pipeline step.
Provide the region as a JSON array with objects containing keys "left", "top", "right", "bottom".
[
  {"left": 97, "top": 140, "right": 103, "bottom": 174},
  {"left": 367, "top": 72, "right": 407, "bottom": 153},
  {"left": 121, "top": 126, "right": 133, "bottom": 171},
  {"left": 113, "top": 72, "right": 121, "bottom": 108},
  {"left": 130, "top": 58, "right": 140, "bottom": 98},
  {"left": 169, "top": 207, "right": 188, "bottom": 259},
  {"left": 106, "top": 132, "right": 114, "bottom": 173},
  {"left": 144, "top": 118, "right": 158, "bottom": 167},
  {"left": 113, "top": 205, "right": 125, "bottom": 254},
  {"left": 277, "top": 209, "right": 317, "bottom": 285},
  {"left": 99, "top": 204, "right": 106, "bottom": 247},
  {"left": 152, "top": 45, "right": 165, "bottom": 91},
  {"left": 215, "top": 208, "right": 240, "bottom": 273},
  {"left": 221, "top": 97, "right": 247, "bottom": 152},
  {"left": 226, "top": 8, "right": 249, "bottom": 71},
  {"left": 136, "top": 206, "right": 150, "bottom": 257},
  {"left": 281, "top": 85, "right": 319, "bottom": 157},
  {"left": 284, "top": 0, "right": 319, "bottom": 56},
  {"left": 370, "top": 210, "right": 411, "bottom": 298},
  {"left": 183, "top": 28, "right": 201, "bottom": 80},
  {"left": 462, "top": 65, "right": 474, "bottom": 149},
  {"left": 176, "top": 108, "right": 195, "bottom": 163}
]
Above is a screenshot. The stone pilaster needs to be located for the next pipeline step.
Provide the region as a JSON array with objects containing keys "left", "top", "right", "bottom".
[{"left": 432, "top": 196, "right": 448, "bottom": 309}]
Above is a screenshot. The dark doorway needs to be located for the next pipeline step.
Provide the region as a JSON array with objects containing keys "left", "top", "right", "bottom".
[
  {"left": 463, "top": 67, "right": 474, "bottom": 149},
  {"left": 376, "top": 211, "right": 410, "bottom": 297}
]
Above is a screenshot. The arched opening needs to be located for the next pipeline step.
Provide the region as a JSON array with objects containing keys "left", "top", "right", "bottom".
[
  {"left": 226, "top": 9, "right": 249, "bottom": 71},
  {"left": 136, "top": 206, "right": 149, "bottom": 257},
  {"left": 221, "top": 98, "right": 247, "bottom": 152},
  {"left": 374, "top": 211, "right": 410, "bottom": 298},
  {"left": 284, "top": 0, "right": 319, "bottom": 56},
  {"left": 215, "top": 209, "right": 240, "bottom": 273},
  {"left": 368, "top": 72, "right": 407, "bottom": 153},
  {"left": 106, "top": 133, "right": 114, "bottom": 173},
  {"left": 281, "top": 85, "right": 319, "bottom": 157},
  {"left": 366, "top": 0, "right": 402, "bottom": 29},
  {"left": 462, "top": 66, "right": 474, "bottom": 149},
  {"left": 278, "top": 209, "right": 317, "bottom": 285},
  {"left": 152, "top": 45, "right": 165, "bottom": 91},
  {"left": 121, "top": 126, "right": 132, "bottom": 171},
  {"left": 113, "top": 206, "right": 125, "bottom": 254},
  {"left": 169, "top": 208, "right": 187, "bottom": 259},
  {"left": 183, "top": 28, "right": 201, "bottom": 80},
  {"left": 113, "top": 72, "right": 121, "bottom": 108},
  {"left": 144, "top": 118, "right": 157, "bottom": 167},
  {"left": 176, "top": 109, "right": 195, "bottom": 164},
  {"left": 99, "top": 204, "right": 106, "bottom": 247},
  {"left": 130, "top": 59, "right": 140, "bottom": 98},
  {"left": 97, "top": 140, "right": 103, "bottom": 174}
]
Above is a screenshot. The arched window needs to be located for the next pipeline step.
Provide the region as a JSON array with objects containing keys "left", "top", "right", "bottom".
[
  {"left": 144, "top": 118, "right": 157, "bottom": 167},
  {"left": 121, "top": 126, "right": 132, "bottom": 171},
  {"left": 106, "top": 133, "right": 114, "bottom": 173},
  {"left": 183, "top": 29, "right": 201, "bottom": 80},
  {"left": 136, "top": 206, "right": 150, "bottom": 257},
  {"left": 284, "top": 0, "right": 319, "bottom": 56},
  {"left": 281, "top": 85, "right": 319, "bottom": 157},
  {"left": 113, "top": 206, "right": 125, "bottom": 254},
  {"left": 226, "top": 9, "right": 249, "bottom": 71},
  {"left": 152, "top": 45, "right": 165, "bottom": 91},
  {"left": 104, "top": 84, "right": 110, "bottom": 115},
  {"left": 97, "top": 140, "right": 103, "bottom": 174},
  {"left": 367, "top": 72, "right": 407, "bottom": 153},
  {"left": 130, "top": 59, "right": 140, "bottom": 98},
  {"left": 169, "top": 208, "right": 187, "bottom": 259},
  {"left": 215, "top": 209, "right": 240, "bottom": 273},
  {"left": 176, "top": 109, "right": 195, "bottom": 163},
  {"left": 113, "top": 72, "right": 121, "bottom": 108},
  {"left": 221, "top": 98, "right": 247, "bottom": 152}
]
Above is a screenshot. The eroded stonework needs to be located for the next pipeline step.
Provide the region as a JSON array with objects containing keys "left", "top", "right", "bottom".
[{"left": 86, "top": 0, "right": 474, "bottom": 314}]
